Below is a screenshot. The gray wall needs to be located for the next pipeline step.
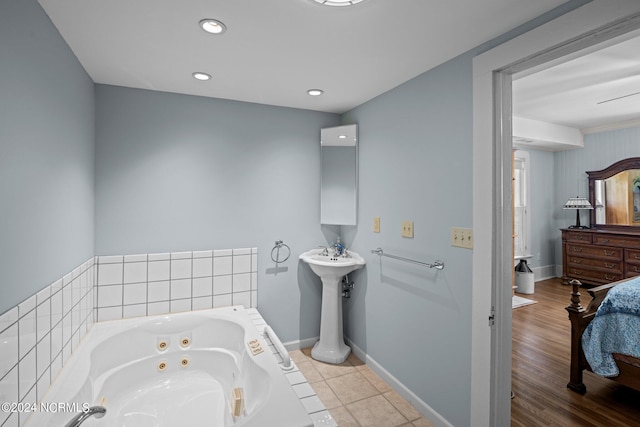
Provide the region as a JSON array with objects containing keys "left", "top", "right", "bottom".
[
  {"left": 342, "top": 52, "right": 474, "bottom": 427},
  {"left": 0, "top": 0, "right": 95, "bottom": 315},
  {"left": 553, "top": 125, "right": 640, "bottom": 266},
  {"left": 94, "top": 84, "right": 341, "bottom": 342}
]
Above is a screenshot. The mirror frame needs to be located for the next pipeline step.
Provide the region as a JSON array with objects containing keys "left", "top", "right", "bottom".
[{"left": 587, "top": 157, "right": 640, "bottom": 230}]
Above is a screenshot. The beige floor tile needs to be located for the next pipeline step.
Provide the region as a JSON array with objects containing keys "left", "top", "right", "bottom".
[
  {"left": 347, "top": 351, "right": 365, "bottom": 367},
  {"left": 310, "top": 381, "right": 342, "bottom": 409},
  {"left": 297, "top": 360, "right": 324, "bottom": 383},
  {"left": 359, "top": 366, "right": 393, "bottom": 393},
  {"left": 327, "top": 371, "right": 379, "bottom": 405},
  {"left": 289, "top": 349, "right": 308, "bottom": 363},
  {"left": 383, "top": 390, "right": 422, "bottom": 421},
  {"left": 328, "top": 406, "right": 360, "bottom": 427},
  {"left": 312, "top": 358, "right": 357, "bottom": 379},
  {"left": 346, "top": 395, "right": 409, "bottom": 427}
]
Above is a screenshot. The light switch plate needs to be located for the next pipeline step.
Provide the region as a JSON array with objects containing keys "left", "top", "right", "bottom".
[
  {"left": 373, "top": 217, "right": 380, "bottom": 233},
  {"left": 402, "top": 221, "right": 414, "bottom": 238},
  {"left": 451, "top": 227, "right": 473, "bottom": 248}
]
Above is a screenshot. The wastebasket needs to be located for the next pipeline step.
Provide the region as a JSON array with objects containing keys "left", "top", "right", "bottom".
[{"left": 514, "top": 259, "right": 534, "bottom": 294}]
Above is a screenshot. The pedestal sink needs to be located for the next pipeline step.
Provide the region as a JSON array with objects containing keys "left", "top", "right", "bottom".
[{"left": 300, "top": 248, "right": 365, "bottom": 364}]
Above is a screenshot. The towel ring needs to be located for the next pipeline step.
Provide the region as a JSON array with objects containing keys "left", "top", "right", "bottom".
[{"left": 271, "top": 240, "right": 291, "bottom": 264}]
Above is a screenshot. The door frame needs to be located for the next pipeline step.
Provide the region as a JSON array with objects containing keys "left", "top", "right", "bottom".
[{"left": 471, "top": 2, "right": 640, "bottom": 425}]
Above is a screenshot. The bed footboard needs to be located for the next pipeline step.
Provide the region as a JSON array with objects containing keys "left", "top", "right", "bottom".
[{"left": 565, "top": 279, "right": 617, "bottom": 393}]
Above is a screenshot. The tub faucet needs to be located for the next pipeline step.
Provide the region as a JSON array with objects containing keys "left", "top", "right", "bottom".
[{"left": 64, "top": 406, "right": 106, "bottom": 427}]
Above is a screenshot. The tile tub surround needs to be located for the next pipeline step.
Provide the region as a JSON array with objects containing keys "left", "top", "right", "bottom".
[
  {"left": 0, "top": 258, "right": 96, "bottom": 427},
  {"left": 0, "top": 247, "right": 258, "bottom": 427},
  {"left": 96, "top": 248, "right": 258, "bottom": 322}
]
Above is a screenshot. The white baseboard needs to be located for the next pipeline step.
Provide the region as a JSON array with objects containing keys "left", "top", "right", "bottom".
[
  {"left": 282, "top": 336, "right": 318, "bottom": 352},
  {"left": 345, "top": 338, "right": 453, "bottom": 427},
  {"left": 531, "top": 264, "right": 558, "bottom": 282}
]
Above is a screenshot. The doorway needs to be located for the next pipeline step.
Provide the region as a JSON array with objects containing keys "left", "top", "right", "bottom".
[{"left": 471, "top": 3, "right": 640, "bottom": 426}]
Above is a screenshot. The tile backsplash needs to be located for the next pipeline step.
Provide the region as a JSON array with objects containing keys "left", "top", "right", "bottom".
[{"left": 0, "top": 247, "right": 258, "bottom": 427}]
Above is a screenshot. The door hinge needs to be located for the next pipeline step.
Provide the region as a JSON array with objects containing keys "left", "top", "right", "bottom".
[{"left": 489, "top": 307, "right": 496, "bottom": 327}]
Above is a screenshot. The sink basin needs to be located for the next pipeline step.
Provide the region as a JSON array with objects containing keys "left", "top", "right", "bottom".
[
  {"left": 299, "top": 248, "right": 365, "bottom": 279},
  {"left": 300, "top": 248, "right": 365, "bottom": 364}
]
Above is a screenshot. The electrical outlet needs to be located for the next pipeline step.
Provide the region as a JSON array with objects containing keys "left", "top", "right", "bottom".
[
  {"left": 451, "top": 227, "right": 473, "bottom": 248},
  {"left": 402, "top": 220, "right": 414, "bottom": 238},
  {"left": 373, "top": 216, "right": 380, "bottom": 233}
]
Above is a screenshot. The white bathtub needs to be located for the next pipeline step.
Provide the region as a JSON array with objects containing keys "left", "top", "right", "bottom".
[{"left": 28, "top": 306, "right": 312, "bottom": 427}]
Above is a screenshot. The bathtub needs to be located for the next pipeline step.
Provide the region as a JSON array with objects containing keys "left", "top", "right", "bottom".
[{"left": 28, "top": 306, "right": 312, "bottom": 427}]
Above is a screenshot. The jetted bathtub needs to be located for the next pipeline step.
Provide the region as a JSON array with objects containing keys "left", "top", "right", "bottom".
[{"left": 28, "top": 306, "right": 312, "bottom": 427}]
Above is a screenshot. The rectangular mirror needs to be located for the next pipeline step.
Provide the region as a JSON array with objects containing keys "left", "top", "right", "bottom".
[{"left": 320, "top": 124, "right": 358, "bottom": 225}]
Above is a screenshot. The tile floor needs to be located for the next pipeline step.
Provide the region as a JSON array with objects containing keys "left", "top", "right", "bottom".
[{"left": 290, "top": 348, "right": 435, "bottom": 427}]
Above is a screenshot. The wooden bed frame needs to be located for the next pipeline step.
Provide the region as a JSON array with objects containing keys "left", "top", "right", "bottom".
[{"left": 566, "top": 278, "right": 640, "bottom": 393}]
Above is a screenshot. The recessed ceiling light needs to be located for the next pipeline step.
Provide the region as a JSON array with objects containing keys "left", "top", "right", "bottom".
[
  {"left": 192, "top": 72, "right": 211, "bottom": 81},
  {"left": 199, "top": 19, "right": 227, "bottom": 35},
  {"left": 312, "top": 0, "right": 364, "bottom": 6},
  {"left": 307, "top": 89, "right": 324, "bottom": 96}
]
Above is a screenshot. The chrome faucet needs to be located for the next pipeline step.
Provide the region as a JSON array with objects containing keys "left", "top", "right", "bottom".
[
  {"left": 64, "top": 406, "right": 106, "bottom": 427},
  {"left": 318, "top": 245, "right": 329, "bottom": 256}
]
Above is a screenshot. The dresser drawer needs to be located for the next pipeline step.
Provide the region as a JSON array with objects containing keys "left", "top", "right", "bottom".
[
  {"left": 567, "top": 256, "right": 623, "bottom": 273},
  {"left": 564, "top": 231, "right": 592, "bottom": 244},
  {"left": 626, "top": 249, "right": 640, "bottom": 264},
  {"left": 593, "top": 234, "right": 640, "bottom": 249},
  {"left": 566, "top": 244, "right": 622, "bottom": 260},
  {"left": 626, "top": 264, "right": 640, "bottom": 275},
  {"left": 566, "top": 267, "right": 623, "bottom": 283}
]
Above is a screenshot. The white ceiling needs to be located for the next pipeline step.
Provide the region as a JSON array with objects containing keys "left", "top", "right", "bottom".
[
  {"left": 37, "top": 0, "right": 567, "bottom": 114},
  {"left": 513, "top": 34, "right": 640, "bottom": 133}
]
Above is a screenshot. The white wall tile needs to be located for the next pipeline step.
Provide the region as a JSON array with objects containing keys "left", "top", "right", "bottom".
[
  {"left": 18, "top": 349, "right": 36, "bottom": 400},
  {"left": 232, "top": 273, "right": 251, "bottom": 293},
  {"left": 97, "top": 306, "right": 122, "bottom": 322},
  {"left": 124, "top": 262, "right": 147, "bottom": 284},
  {"left": 148, "top": 260, "right": 170, "bottom": 282},
  {"left": 98, "top": 255, "right": 123, "bottom": 264},
  {"left": 18, "top": 311, "right": 36, "bottom": 360},
  {"left": 0, "top": 367, "right": 18, "bottom": 425},
  {"left": 232, "top": 291, "right": 251, "bottom": 308},
  {"left": 233, "top": 254, "right": 251, "bottom": 274},
  {"left": 192, "top": 277, "right": 213, "bottom": 298},
  {"left": 0, "top": 323, "right": 18, "bottom": 379},
  {"left": 36, "top": 301, "right": 50, "bottom": 343},
  {"left": 214, "top": 249, "right": 232, "bottom": 257},
  {"left": 98, "top": 285, "right": 123, "bottom": 308},
  {"left": 251, "top": 272, "right": 258, "bottom": 290},
  {"left": 192, "top": 257, "right": 213, "bottom": 278},
  {"left": 171, "top": 251, "right": 192, "bottom": 260},
  {"left": 147, "top": 301, "right": 169, "bottom": 316},
  {"left": 19, "top": 382, "right": 37, "bottom": 426},
  {"left": 171, "top": 258, "right": 192, "bottom": 280},
  {"left": 62, "top": 314, "right": 72, "bottom": 349},
  {"left": 50, "top": 323, "right": 62, "bottom": 360},
  {"left": 36, "top": 366, "right": 50, "bottom": 404},
  {"left": 214, "top": 256, "right": 232, "bottom": 276},
  {"left": 233, "top": 248, "right": 251, "bottom": 256},
  {"left": 193, "top": 250, "right": 212, "bottom": 258},
  {"left": 251, "top": 253, "right": 258, "bottom": 272},
  {"left": 123, "top": 283, "right": 147, "bottom": 305},
  {"left": 148, "top": 253, "right": 170, "bottom": 261},
  {"left": 124, "top": 254, "right": 147, "bottom": 262},
  {"left": 97, "top": 263, "right": 123, "bottom": 286},
  {"left": 213, "top": 294, "right": 232, "bottom": 308},
  {"left": 123, "top": 304, "right": 146, "bottom": 319},
  {"left": 213, "top": 275, "right": 232, "bottom": 295},
  {"left": 18, "top": 295, "right": 36, "bottom": 318},
  {"left": 148, "top": 281, "right": 170, "bottom": 302},
  {"left": 36, "top": 334, "right": 50, "bottom": 380},
  {"left": 36, "top": 287, "right": 50, "bottom": 306},
  {"left": 192, "top": 296, "right": 213, "bottom": 311},
  {"left": 170, "top": 279, "right": 191, "bottom": 300},
  {"left": 0, "top": 307, "right": 18, "bottom": 332},
  {"left": 170, "top": 299, "right": 191, "bottom": 313}
]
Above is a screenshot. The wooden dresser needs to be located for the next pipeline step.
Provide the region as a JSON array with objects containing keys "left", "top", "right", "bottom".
[{"left": 562, "top": 228, "right": 640, "bottom": 286}]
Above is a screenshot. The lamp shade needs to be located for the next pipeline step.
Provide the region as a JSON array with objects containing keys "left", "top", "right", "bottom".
[{"left": 563, "top": 197, "right": 593, "bottom": 210}]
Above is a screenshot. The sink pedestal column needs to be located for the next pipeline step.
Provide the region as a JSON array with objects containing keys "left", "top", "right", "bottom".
[{"left": 312, "top": 276, "right": 350, "bottom": 364}]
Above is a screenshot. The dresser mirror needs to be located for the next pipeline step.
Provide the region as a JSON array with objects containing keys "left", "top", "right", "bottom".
[
  {"left": 320, "top": 124, "right": 358, "bottom": 225},
  {"left": 588, "top": 157, "right": 640, "bottom": 229}
]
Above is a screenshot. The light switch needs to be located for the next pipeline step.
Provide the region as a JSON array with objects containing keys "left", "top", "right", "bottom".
[{"left": 451, "top": 227, "right": 473, "bottom": 248}]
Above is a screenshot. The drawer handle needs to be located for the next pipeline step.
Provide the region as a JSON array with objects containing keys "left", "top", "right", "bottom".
[
  {"left": 573, "top": 269, "right": 582, "bottom": 275},
  {"left": 634, "top": 266, "right": 640, "bottom": 273},
  {"left": 634, "top": 254, "right": 640, "bottom": 260},
  {"left": 573, "top": 247, "right": 583, "bottom": 253},
  {"left": 600, "top": 239, "right": 610, "bottom": 243},
  {"left": 605, "top": 263, "right": 615, "bottom": 269},
  {"left": 604, "top": 250, "right": 615, "bottom": 256},
  {"left": 572, "top": 258, "right": 583, "bottom": 264},
  {"left": 605, "top": 274, "right": 616, "bottom": 280}
]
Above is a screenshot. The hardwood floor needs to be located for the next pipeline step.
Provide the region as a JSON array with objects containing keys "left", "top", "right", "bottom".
[{"left": 511, "top": 278, "right": 640, "bottom": 426}]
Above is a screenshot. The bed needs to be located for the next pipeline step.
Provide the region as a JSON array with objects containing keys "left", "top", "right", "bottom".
[{"left": 566, "top": 277, "right": 640, "bottom": 393}]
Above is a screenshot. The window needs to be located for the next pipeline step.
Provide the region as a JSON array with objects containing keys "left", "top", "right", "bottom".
[{"left": 513, "top": 150, "right": 530, "bottom": 258}]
